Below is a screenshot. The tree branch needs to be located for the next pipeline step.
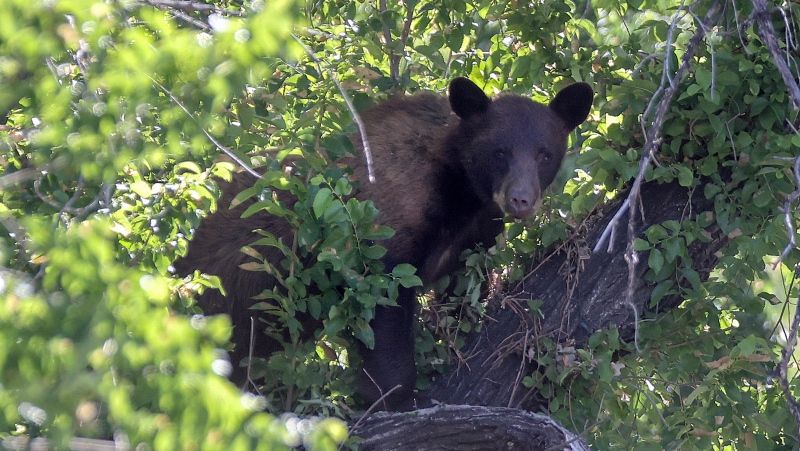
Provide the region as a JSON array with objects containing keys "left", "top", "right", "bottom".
[
  {"left": 351, "top": 405, "right": 590, "bottom": 451},
  {"left": 593, "top": 0, "right": 723, "bottom": 254},
  {"left": 143, "top": 0, "right": 243, "bottom": 17},
  {"left": 291, "top": 34, "right": 377, "bottom": 182},
  {"left": 149, "top": 77, "right": 264, "bottom": 181},
  {"left": 773, "top": 287, "right": 800, "bottom": 437},
  {"left": 427, "top": 179, "right": 726, "bottom": 413},
  {"left": 750, "top": 0, "right": 800, "bottom": 110},
  {"left": 772, "top": 124, "right": 800, "bottom": 436}
]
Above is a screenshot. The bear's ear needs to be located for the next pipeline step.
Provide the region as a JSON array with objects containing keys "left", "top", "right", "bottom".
[
  {"left": 448, "top": 77, "right": 491, "bottom": 119},
  {"left": 549, "top": 82, "right": 594, "bottom": 130}
]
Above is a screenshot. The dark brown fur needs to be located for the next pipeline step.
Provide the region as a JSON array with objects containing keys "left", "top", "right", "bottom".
[{"left": 173, "top": 78, "right": 593, "bottom": 410}]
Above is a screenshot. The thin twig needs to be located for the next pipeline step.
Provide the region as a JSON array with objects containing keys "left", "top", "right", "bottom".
[
  {"left": 541, "top": 417, "right": 606, "bottom": 451},
  {"left": 343, "top": 379, "right": 403, "bottom": 450},
  {"left": 731, "top": 0, "right": 754, "bottom": 54},
  {"left": 772, "top": 286, "right": 800, "bottom": 437},
  {"left": 379, "top": 0, "right": 399, "bottom": 81},
  {"left": 165, "top": 8, "right": 211, "bottom": 30},
  {"left": 774, "top": 152, "right": 800, "bottom": 269},
  {"left": 593, "top": 0, "right": 722, "bottom": 254},
  {"left": 245, "top": 316, "right": 258, "bottom": 392},
  {"left": 399, "top": 4, "right": 415, "bottom": 49},
  {"left": 149, "top": 77, "right": 263, "bottom": 180},
  {"left": 143, "top": 0, "right": 243, "bottom": 17},
  {"left": 378, "top": 0, "right": 415, "bottom": 84},
  {"left": 661, "top": 0, "right": 689, "bottom": 91},
  {"left": 594, "top": 1, "right": 722, "bottom": 354},
  {"left": 507, "top": 328, "right": 530, "bottom": 408},
  {"left": 290, "top": 34, "right": 376, "bottom": 182},
  {"left": 618, "top": 380, "right": 669, "bottom": 428},
  {"left": 638, "top": 0, "right": 688, "bottom": 134}
]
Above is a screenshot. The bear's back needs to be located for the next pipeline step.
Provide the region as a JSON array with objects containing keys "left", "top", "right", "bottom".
[{"left": 346, "top": 93, "right": 459, "bottom": 271}]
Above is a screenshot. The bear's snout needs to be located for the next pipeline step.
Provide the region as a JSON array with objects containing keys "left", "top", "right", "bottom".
[
  {"left": 507, "top": 185, "right": 541, "bottom": 218},
  {"left": 494, "top": 154, "right": 542, "bottom": 219},
  {"left": 494, "top": 177, "right": 541, "bottom": 219}
]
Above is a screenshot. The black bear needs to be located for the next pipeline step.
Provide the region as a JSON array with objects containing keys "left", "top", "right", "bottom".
[{"left": 173, "top": 77, "right": 593, "bottom": 411}]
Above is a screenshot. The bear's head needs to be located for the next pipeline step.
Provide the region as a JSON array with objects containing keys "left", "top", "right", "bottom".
[{"left": 448, "top": 77, "right": 593, "bottom": 219}]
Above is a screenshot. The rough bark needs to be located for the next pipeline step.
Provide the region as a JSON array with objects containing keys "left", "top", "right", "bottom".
[
  {"left": 425, "top": 179, "right": 725, "bottom": 410},
  {"left": 351, "top": 405, "right": 589, "bottom": 451},
  {"left": 352, "top": 179, "right": 727, "bottom": 448}
]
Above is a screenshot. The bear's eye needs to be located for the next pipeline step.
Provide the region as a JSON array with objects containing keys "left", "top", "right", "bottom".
[
  {"left": 539, "top": 152, "right": 552, "bottom": 163},
  {"left": 495, "top": 148, "right": 508, "bottom": 159}
]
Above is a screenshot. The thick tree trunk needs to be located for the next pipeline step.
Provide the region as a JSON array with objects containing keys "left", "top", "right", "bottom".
[
  {"left": 427, "top": 178, "right": 725, "bottom": 410},
  {"left": 352, "top": 180, "right": 727, "bottom": 449}
]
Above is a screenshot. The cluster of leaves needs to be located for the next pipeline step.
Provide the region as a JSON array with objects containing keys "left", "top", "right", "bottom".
[
  {"left": 513, "top": 1, "right": 800, "bottom": 449},
  {"left": 228, "top": 162, "right": 423, "bottom": 413},
  {"left": 0, "top": 0, "right": 351, "bottom": 448}
]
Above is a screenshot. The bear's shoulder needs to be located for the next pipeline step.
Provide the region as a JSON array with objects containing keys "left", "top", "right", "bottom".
[{"left": 363, "top": 91, "right": 452, "bottom": 129}]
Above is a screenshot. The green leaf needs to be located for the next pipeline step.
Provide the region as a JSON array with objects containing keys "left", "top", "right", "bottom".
[
  {"left": 681, "top": 267, "right": 701, "bottom": 289},
  {"left": 648, "top": 249, "right": 664, "bottom": 273},
  {"left": 650, "top": 280, "right": 675, "bottom": 306},
  {"left": 131, "top": 181, "right": 152, "bottom": 197},
  {"left": 362, "top": 225, "right": 395, "bottom": 241},
  {"left": 753, "top": 190, "right": 772, "bottom": 208},
  {"left": 360, "top": 244, "right": 387, "bottom": 260},
  {"left": 391, "top": 263, "right": 418, "bottom": 278},
  {"left": 685, "top": 385, "right": 709, "bottom": 406},
  {"left": 633, "top": 238, "right": 651, "bottom": 251},
  {"left": 312, "top": 187, "right": 333, "bottom": 219},
  {"left": 676, "top": 166, "right": 694, "bottom": 187},
  {"left": 399, "top": 275, "right": 422, "bottom": 288},
  {"left": 737, "top": 334, "right": 760, "bottom": 357},
  {"left": 695, "top": 68, "right": 712, "bottom": 90},
  {"left": 323, "top": 199, "right": 345, "bottom": 221},
  {"left": 353, "top": 319, "right": 374, "bottom": 349}
]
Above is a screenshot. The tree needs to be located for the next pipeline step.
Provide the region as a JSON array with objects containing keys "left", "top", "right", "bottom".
[{"left": 1, "top": 0, "right": 799, "bottom": 450}]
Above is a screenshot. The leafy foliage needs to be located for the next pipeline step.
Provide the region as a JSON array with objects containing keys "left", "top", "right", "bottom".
[{"left": 1, "top": 0, "right": 800, "bottom": 449}]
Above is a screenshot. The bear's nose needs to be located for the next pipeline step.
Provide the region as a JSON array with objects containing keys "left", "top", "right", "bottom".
[{"left": 507, "top": 189, "right": 537, "bottom": 218}]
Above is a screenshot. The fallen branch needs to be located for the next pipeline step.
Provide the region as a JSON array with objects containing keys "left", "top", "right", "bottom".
[{"left": 350, "top": 404, "right": 590, "bottom": 451}]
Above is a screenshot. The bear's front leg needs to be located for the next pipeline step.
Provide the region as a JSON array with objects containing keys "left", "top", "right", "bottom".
[{"left": 357, "top": 286, "right": 427, "bottom": 411}]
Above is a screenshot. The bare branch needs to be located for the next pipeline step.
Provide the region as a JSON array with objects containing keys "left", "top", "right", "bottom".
[
  {"left": 149, "top": 77, "right": 264, "bottom": 180},
  {"left": 0, "top": 164, "right": 52, "bottom": 191},
  {"left": 770, "top": 126, "right": 800, "bottom": 435},
  {"left": 593, "top": 0, "right": 723, "bottom": 254},
  {"left": 399, "top": 4, "right": 415, "bottom": 49},
  {"left": 2, "top": 435, "right": 131, "bottom": 451},
  {"left": 291, "top": 34, "right": 376, "bottom": 182},
  {"left": 774, "top": 147, "right": 800, "bottom": 269},
  {"left": 347, "top": 381, "right": 403, "bottom": 437},
  {"left": 165, "top": 7, "right": 212, "bottom": 30},
  {"left": 143, "top": 0, "right": 243, "bottom": 17},
  {"left": 751, "top": 0, "right": 800, "bottom": 110},
  {"left": 772, "top": 285, "right": 800, "bottom": 437},
  {"left": 591, "top": 2, "right": 723, "bottom": 355}
]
